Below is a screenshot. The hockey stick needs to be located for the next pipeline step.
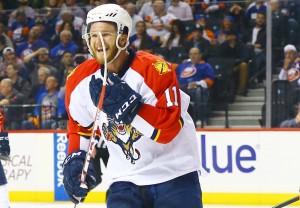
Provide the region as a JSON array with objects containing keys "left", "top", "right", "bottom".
[
  {"left": 74, "top": 32, "right": 108, "bottom": 208},
  {"left": 272, "top": 195, "right": 300, "bottom": 208}
]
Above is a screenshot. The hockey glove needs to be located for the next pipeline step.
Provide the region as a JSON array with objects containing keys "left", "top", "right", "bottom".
[
  {"left": 89, "top": 75, "right": 103, "bottom": 107},
  {"left": 63, "top": 150, "right": 96, "bottom": 204},
  {"left": 0, "top": 132, "right": 10, "bottom": 161},
  {"left": 89, "top": 73, "right": 142, "bottom": 124},
  {"left": 104, "top": 73, "right": 142, "bottom": 124}
]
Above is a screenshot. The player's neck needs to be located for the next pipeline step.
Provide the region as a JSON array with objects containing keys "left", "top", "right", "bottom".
[{"left": 107, "top": 51, "right": 129, "bottom": 74}]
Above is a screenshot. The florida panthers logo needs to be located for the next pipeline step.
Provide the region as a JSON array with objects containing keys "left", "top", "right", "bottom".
[
  {"left": 152, "top": 60, "right": 171, "bottom": 75},
  {"left": 102, "top": 118, "right": 143, "bottom": 164}
]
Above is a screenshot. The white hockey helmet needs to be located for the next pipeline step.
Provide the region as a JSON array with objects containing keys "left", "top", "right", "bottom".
[
  {"left": 82, "top": 4, "right": 132, "bottom": 61},
  {"left": 82, "top": 4, "right": 132, "bottom": 42}
]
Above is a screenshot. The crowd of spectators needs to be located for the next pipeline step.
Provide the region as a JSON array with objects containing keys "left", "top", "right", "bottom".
[{"left": 0, "top": 0, "right": 300, "bottom": 129}]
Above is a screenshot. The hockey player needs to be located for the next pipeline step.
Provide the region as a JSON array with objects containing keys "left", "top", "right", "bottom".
[
  {"left": 0, "top": 111, "right": 11, "bottom": 208},
  {"left": 62, "top": 4, "right": 204, "bottom": 207}
]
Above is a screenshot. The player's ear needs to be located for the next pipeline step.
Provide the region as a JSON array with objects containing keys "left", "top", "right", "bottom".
[{"left": 119, "top": 35, "right": 128, "bottom": 47}]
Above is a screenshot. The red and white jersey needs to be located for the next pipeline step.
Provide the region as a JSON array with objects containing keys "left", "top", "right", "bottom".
[{"left": 65, "top": 51, "right": 202, "bottom": 185}]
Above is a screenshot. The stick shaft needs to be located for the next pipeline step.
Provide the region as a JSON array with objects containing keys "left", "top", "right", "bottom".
[
  {"left": 272, "top": 196, "right": 300, "bottom": 208},
  {"left": 80, "top": 85, "right": 106, "bottom": 183}
]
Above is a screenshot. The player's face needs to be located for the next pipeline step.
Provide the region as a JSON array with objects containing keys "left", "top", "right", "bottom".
[{"left": 89, "top": 22, "right": 118, "bottom": 64}]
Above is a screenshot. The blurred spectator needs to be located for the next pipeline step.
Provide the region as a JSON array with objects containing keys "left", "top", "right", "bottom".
[
  {"left": 136, "top": 0, "right": 150, "bottom": 11},
  {"left": 280, "top": 0, "right": 298, "bottom": 22},
  {"left": 0, "top": 78, "right": 24, "bottom": 130},
  {"left": 31, "top": 0, "right": 45, "bottom": 8},
  {"left": 245, "top": 0, "right": 267, "bottom": 27},
  {"left": 0, "top": 23, "right": 14, "bottom": 48},
  {"left": 54, "top": 51, "right": 75, "bottom": 86},
  {"left": 22, "top": 76, "right": 66, "bottom": 129},
  {"left": 215, "top": 15, "right": 237, "bottom": 45},
  {"left": 73, "top": 54, "right": 88, "bottom": 67},
  {"left": 76, "top": 38, "right": 90, "bottom": 55},
  {"left": 116, "top": 0, "right": 129, "bottom": 8},
  {"left": 58, "top": 65, "right": 74, "bottom": 101},
  {"left": 0, "top": 36, "right": 6, "bottom": 63},
  {"left": 23, "top": 47, "right": 57, "bottom": 85},
  {"left": 126, "top": 3, "right": 143, "bottom": 36},
  {"left": 194, "top": 14, "right": 215, "bottom": 42},
  {"left": 279, "top": 0, "right": 299, "bottom": 46},
  {"left": 5, "top": 63, "right": 32, "bottom": 101},
  {"left": 50, "top": 30, "right": 78, "bottom": 63},
  {"left": 201, "top": 0, "right": 226, "bottom": 18},
  {"left": 138, "top": 0, "right": 156, "bottom": 20},
  {"left": 7, "top": 9, "right": 36, "bottom": 47},
  {"left": 270, "top": 0, "right": 288, "bottom": 68},
  {"left": 145, "top": 0, "right": 177, "bottom": 38},
  {"left": 129, "top": 21, "right": 155, "bottom": 52},
  {"left": 244, "top": 11, "right": 266, "bottom": 84},
  {"left": 245, "top": 11, "right": 266, "bottom": 54},
  {"left": 218, "top": 29, "right": 251, "bottom": 96},
  {"left": 37, "top": 2, "right": 60, "bottom": 46},
  {"left": 228, "top": 3, "right": 247, "bottom": 35},
  {"left": 15, "top": 26, "right": 48, "bottom": 58},
  {"left": 59, "top": 0, "right": 86, "bottom": 20},
  {"left": 280, "top": 103, "right": 300, "bottom": 128},
  {"left": 270, "top": 0, "right": 287, "bottom": 48},
  {"left": 1, "top": 1, "right": 18, "bottom": 10},
  {"left": 0, "top": 0, "right": 9, "bottom": 26},
  {"left": 278, "top": 44, "right": 300, "bottom": 89},
  {"left": 34, "top": 18, "right": 52, "bottom": 45},
  {"left": 0, "top": 47, "right": 28, "bottom": 81},
  {"left": 161, "top": 19, "right": 186, "bottom": 49},
  {"left": 55, "top": 8, "right": 84, "bottom": 37},
  {"left": 52, "top": 20, "right": 82, "bottom": 48},
  {"left": 85, "top": 0, "right": 109, "bottom": 12},
  {"left": 27, "top": 66, "right": 50, "bottom": 104},
  {"left": 167, "top": 0, "right": 193, "bottom": 21},
  {"left": 8, "top": 0, "right": 37, "bottom": 27},
  {"left": 184, "top": 26, "right": 211, "bottom": 61},
  {"left": 175, "top": 47, "right": 214, "bottom": 126}
]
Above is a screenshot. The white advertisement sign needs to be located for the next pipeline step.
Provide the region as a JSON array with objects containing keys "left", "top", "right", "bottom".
[
  {"left": 2, "top": 133, "right": 53, "bottom": 191},
  {"left": 2, "top": 131, "right": 300, "bottom": 205},
  {"left": 199, "top": 131, "right": 300, "bottom": 193}
]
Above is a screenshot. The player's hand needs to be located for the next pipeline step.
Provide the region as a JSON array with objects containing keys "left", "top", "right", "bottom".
[
  {"left": 89, "top": 75, "right": 103, "bottom": 106},
  {"left": 104, "top": 73, "right": 142, "bottom": 124},
  {"left": 63, "top": 150, "right": 96, "bottom": 204},
  {"left": 0, "top": 132, "right": 10, "bottom": 161},
  {"left": 89, "top": 73, "right": 142, "bottom": 124}
]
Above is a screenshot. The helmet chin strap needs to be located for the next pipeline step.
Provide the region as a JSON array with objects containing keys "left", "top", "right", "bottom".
[{"left": 107, "top": 34, "right": 129, "bottom": 64}]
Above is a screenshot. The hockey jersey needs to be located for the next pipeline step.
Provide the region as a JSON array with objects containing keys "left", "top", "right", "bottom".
[
  {"left": 279, "top": 61, "right": 300, "bottom": 88},
  {"left": 65, "top": 50, "right": 202, "bottom": 185}
]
